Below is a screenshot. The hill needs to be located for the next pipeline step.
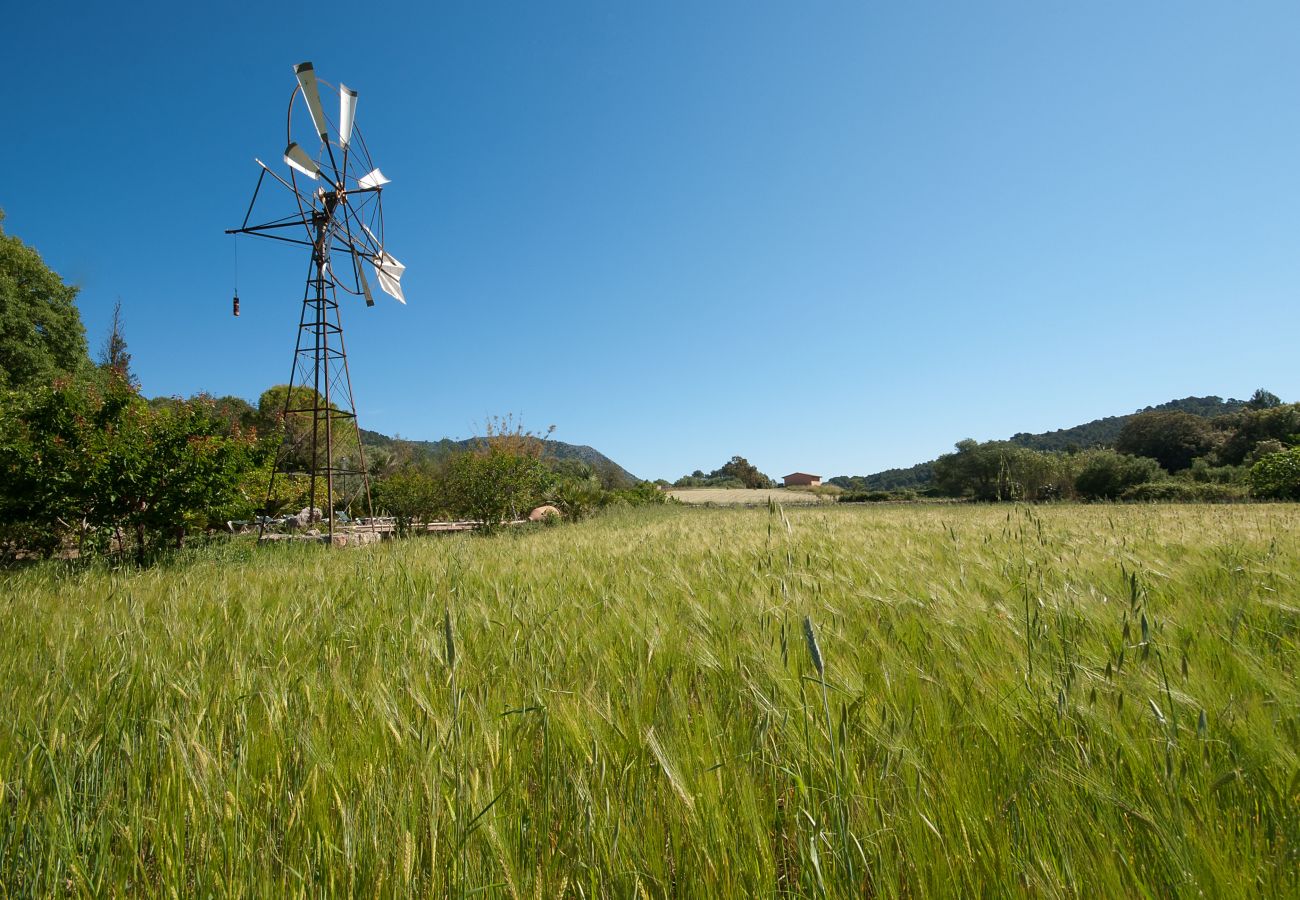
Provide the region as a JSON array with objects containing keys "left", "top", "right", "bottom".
[
  {"left": 360, "top": 429, "right": 640, "bottom": 485},
  {"left": 833, "top": 395, "right": 1246, "bottom": 491},
  {"left": 1004, "top": 395, "right": 1246, "bottom": 453}
]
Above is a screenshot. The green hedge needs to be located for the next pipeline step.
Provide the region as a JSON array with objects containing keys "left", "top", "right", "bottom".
[{"left": 1121, "top": 481, "right": 1248, "bottom": 503}]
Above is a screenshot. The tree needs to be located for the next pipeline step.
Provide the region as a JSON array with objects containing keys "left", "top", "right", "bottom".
[
  {"left": 1248, "top": 448, "right": 1300, "bottom": 500},
  {"left": 255, "top": 384, "right": 362, "bottom": 475},
  {"left": 933, "top": 440, "right": 1013, "bottom": 500},
  {"left": 443, "top": 448, "right": 548, "bottom": 528},
  {"left": 709, "top": 456, "right": 775, "bottom": 489},
  {"left": 1247, "top": 388, "right": 1282, "bottom": 410},
  {"left": 1114, "top": 411, "right": 1218, "bottom": 472},
  {"left": 0, "top": 377, "right": 259, "bottom": 561},
  {"left": 98, "top": 297, "right": 138, "bottom": 390},
  {"left": 373, "top": 467, "right": 445, "bottom": 535},
  {"left": 0, "top": 211, "right": 89, "bottom": 390},
  {"left": 932, "top": 440, "right": 1076, "bottom": 501},
  {"left": 1074, "top": 450, "right": 1163, "bottom": 500},
  {"left": 1214, "top": 403, "right": 1300, "bottom": 466}
]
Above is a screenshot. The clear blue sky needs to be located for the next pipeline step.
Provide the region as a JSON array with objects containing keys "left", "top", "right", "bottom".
[{"left": 4, "top": 1, "right": 1298, "bottom": 480}]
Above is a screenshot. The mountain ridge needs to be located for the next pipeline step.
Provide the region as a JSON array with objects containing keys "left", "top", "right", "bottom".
[{"left": 360, "top": 429, "right": 640, "bottom": 485}]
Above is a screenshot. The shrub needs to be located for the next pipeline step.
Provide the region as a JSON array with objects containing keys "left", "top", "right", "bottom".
[
  {"left": 548, "top": 476, "right": 604, "bottom": 522},
  {"left": 1121, "top": 481, "right": 1247, "bottom": 503},
  {"left": 840, "top": 490, "right": 894, "bottom": 503},
  {"left": 444, "top": 449, "right": 548, "bottom": 529},
  {"left": 373, "top": 468, "right": 445, "bottom": 535},
  {"left": 0, "top": 377, "right": 261, "bottom": 561},
  {"left": 1183, "top": 458, "right": 1245, "bottom": 484},
  {"left": 1075, "top": 450, "right": 1163, "bottom": 500},
  {"left": 1248, "top": 448, "right": 1300, "bottom": 500},
  {"left": 607, "top": 481, "right": 669, "bottom": 507}
]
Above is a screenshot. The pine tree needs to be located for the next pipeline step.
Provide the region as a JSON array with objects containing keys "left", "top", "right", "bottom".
[{"left": 99, "top": 297, "right": 139, "bottom": 390}]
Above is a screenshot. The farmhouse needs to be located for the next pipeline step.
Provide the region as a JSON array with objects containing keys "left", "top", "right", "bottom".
[{"left": 782, "top": 472, "right": 822, "bottom": 487}]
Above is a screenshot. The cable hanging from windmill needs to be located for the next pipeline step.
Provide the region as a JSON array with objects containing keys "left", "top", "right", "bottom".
[{"left": 232, "top": 233, "right": 240, "bottom": 317}]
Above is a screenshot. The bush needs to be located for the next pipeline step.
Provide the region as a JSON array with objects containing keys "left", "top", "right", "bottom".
[
  {"left": 607, "top": 481, "right": 670, "bottom": 507},
  {"left": 1121, "top": 481, "right": 1247, "bottom": 503},
  {"left": 373, "top": 468, "right": 445, "bottom": 535},
  {"left": 444, "top": 449, "right": 548, "bottom": 529},
  {"left": 672, "top": 475, "right": 746, "bottom": 489},
  {"left": 0, "top": 376, "right": 261, "bottom": 561},
  {"left": 548, "top": 476, "right": 604, "bottom": 522},
  {"left": 1182, "top": 458, "right": 1245, "bottom": 484},
  {"left": 1248, "top": 448, "right": 1300, "bottom": 500},
  {"left": 840, "top": 490, "right": 894, "bottom": 503},
  {"left": 1075, "top": 450, "right": 1163, "bottom": 500}
]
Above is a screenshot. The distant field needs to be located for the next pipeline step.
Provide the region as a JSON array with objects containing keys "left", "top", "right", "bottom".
[
  {"left": 669, "top": 487, "right": 830, "bottom": 505},
  {"left": 1, "top": 504, "right": 1296, "bottom": 895}
]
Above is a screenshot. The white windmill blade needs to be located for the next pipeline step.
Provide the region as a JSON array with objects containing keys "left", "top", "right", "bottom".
[
  {"left": 283, "top": 142, "right": 321, "bottom": 179},
  {"left": 371, "top": 251, "right": 406, "bottom": 303},
  {"left": 339, "top": 84, "right": 358, "bottom": 147},
  {"left": 357, "top": 168, "right": 390, "bottom": 190},
  {"left": 293, "top": 62, "right": 330, "bottom": 141}
]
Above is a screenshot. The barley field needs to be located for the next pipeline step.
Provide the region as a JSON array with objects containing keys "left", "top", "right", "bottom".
[
  {"left": 669, "top": 487, "right": 830, "bottom": 505},
  {"left": 0, "top": 504, "right": 1296, "bottom": 897}
]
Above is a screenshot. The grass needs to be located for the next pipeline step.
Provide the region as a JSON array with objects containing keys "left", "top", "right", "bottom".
[{"left": 0, "top": 503, "right": 1297, "bottom": 896}]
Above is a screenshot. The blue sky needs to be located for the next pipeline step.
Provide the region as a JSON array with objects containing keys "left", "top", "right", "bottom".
[{"left": 4, "top": 2, "right": 1298, "bottom": 480}]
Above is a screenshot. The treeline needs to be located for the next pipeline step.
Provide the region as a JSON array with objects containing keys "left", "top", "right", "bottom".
[{"left": 843, "top": 394, "right": 1300, "bottom": 503}]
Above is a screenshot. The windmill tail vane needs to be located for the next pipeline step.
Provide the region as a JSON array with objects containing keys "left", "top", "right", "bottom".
[{"left": 225, "top": 61, "right": 408, "bottom": 543}]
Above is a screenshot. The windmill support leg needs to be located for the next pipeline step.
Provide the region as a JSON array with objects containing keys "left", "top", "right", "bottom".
[{"left": 258, "top": 203, "right": 374, "bottom": 546}]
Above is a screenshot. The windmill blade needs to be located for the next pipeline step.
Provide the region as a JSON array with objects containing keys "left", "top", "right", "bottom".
[
  {"left": 357, "top": 168, "right": 390, "bottom": 190},
  {"left": 371, "top": 250, "right": 406, "bottom": 304},
  {"left": 293, "top": 62, "right": 330, "bottom": 141},
  {"left": 351, "top": 244, "right": 375, "bottom": 307},
  {"left": 339, "top": 84, "right": 358, "bottom": 148},
  {"left": 284, "top": 142, "right": 321, "bottom": 179}
]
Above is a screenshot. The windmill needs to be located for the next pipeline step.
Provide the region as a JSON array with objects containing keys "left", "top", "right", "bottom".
[{"left": 226, "top": 62, "right": 406, "bottom": 542}]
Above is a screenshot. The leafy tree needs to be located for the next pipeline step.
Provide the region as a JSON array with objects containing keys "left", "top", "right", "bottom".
[
  {"left": 444, "top": 448, "right": 548, "bottom": 529},
  {"left": 1247, "top": 388, "right": 1282, "bottom": 410},
  {"left": 154, "top": 393, "right": 259, "bottom": 438},
  {"left": 1214, "top": 404, "right": 1300, "bottom": 466},
  {"left": 0, "top": 211, "right": 89, "bottom": 390},
  {"left": 1074, "top": 450, "right": 1163, "bottom": 500},
  {"left": 933, "top": 440, "right": 1077, "bottom": 501},
  {"left": 373, "top": 467, "right": 445, "bottom": 535},
  {"left": 0, "top": 377, "right": 259, "bottom": 561},
  {"left": 1115, "top": 411, "right": 1218, "bottom": 472},
  {"left": 932, "top": 440, "right": 1023, "bottom": 500},
  {"left": 1248, "top": 448, "right": 1300, "bottom": 500},
  {"left": 674, "top": 457, "right": 774, "bottom": 489},
  {"left": 256, "top": 384, "right": 362, "bottom": 475},
  {"left": 710, "top": 456, "right": 774, "bottom": 489}
]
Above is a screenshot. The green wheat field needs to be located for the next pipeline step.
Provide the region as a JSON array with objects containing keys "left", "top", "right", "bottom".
[{"left": 1, "top": 504, "right": 1296, "bottom": 897}]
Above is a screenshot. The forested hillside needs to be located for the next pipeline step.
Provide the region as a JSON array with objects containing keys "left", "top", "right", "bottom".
[
  {"left": 834, "top": 395, "right": 1252, "bottom": 491},
  {"left": 360, "top": 429, "right": 638, "bottom": 486},
  {"left": 835, "top": 390, "right": 1299, "bottom": 503}
]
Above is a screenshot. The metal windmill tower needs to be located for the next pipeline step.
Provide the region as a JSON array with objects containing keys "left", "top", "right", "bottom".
[{"left": 227, "top": 62, "right": 407, "bottom": 541}]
